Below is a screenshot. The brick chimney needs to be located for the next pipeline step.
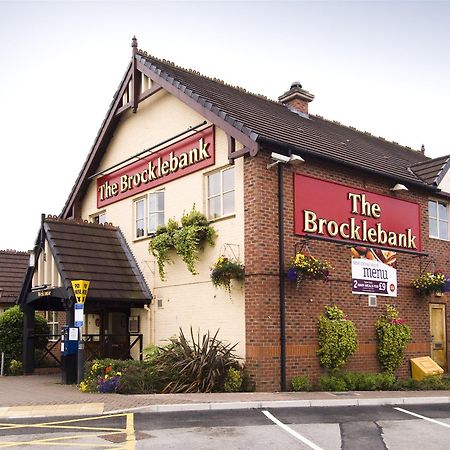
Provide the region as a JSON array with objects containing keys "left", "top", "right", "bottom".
[{"left": 278, "top": 81, "right": 314, "bottom": 116}]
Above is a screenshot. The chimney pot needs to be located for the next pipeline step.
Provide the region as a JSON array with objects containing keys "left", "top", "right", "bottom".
[{"left": 279, "top": 81, "right": 314, "bottom": 116}]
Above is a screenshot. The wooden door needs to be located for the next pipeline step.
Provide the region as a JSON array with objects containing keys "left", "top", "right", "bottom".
[{"left": 429, "top": 303, "right": 447, "bottom": 369}]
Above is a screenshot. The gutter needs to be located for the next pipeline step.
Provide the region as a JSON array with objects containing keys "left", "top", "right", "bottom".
[{"left": 257, "top": 136, "right": 439, "bottom": 193}]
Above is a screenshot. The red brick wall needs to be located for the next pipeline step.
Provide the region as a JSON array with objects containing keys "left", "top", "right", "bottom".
[{"left": 244, "top": 151, "right": 450, "bottom": 391}]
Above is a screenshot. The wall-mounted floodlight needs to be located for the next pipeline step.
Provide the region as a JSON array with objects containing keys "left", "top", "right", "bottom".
[
  {"left": 267, "top": 152, "right": 305, "bottom": 169},
  {"left": 390, "top": 183, "right": 409, "bottom": 192}
]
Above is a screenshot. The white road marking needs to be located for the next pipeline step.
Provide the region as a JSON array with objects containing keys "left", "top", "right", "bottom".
[
  {"left": 262, "top": 410, "right": 324, "bottom": 450},
  {"left": 394, "top": 407, "right": 450, "bottom": 429}
]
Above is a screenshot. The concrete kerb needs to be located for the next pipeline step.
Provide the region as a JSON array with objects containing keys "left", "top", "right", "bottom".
[{"left": 104, "top": 395, "right": 450, "bottom": 415}]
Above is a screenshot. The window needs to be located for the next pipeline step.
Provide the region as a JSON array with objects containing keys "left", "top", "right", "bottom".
[
  {"left": 134, "top": 190, "right": 165, "bottom": 238},
  {"left": 45, "top": 311, "right": 59, "bottom": 341},
  {"left": 429, "top": 200, "right": 448, "bottom": 240},
  {"left": 207, "top": 167, "right": 235, "bottom": 219},
  {"left": 92, "top": 211, "right": 106, "bottom": 225},
  {"left": 148, "top": 191, "right": 165, "bottom": 233},
  {"left": 135, "top": 198, "right": 145, "bottom": 238}
]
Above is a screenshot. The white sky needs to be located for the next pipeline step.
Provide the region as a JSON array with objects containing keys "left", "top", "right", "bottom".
[{"left": 0, "top": 0, "right": 449, "bottom": 251}]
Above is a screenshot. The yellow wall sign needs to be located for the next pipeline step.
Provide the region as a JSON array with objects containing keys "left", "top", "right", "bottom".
[{"left": 71, "top": 280, "right": 90, "bottom": 304}]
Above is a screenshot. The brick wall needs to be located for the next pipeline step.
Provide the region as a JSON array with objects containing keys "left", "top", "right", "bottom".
[{"left": 244, "top": 150, "right": 450, "bottom": 391}]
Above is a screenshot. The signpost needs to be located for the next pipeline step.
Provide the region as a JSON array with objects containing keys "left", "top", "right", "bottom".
[{"left": 71, "top": 280, "right": 90, "bottom": 384}]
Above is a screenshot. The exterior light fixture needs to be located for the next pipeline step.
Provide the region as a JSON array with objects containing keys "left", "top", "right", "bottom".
[
  {"left": 390, "top": 184, "right": 409, "bottom": 192},
  {"left": 267, "top": 152, "right": 305, "bottom": 169}
]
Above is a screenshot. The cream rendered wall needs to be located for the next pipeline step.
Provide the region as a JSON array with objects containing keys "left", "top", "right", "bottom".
[
  {"left": 80, "top": 90, "right": 246, "bottom": 357},
  {"left": 438, "top": 169, "right": 450, "bottom": 194}
]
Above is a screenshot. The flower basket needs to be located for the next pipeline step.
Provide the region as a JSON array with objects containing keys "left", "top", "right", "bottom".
[
  {"left": 288, "top": 252, "right": 331, "bottom": 287},
  {"left": 410, "top": 271, "right": 446, "bottom": 296},
  {"left": 210, "top": 256, "right": 245, "bottom": 292}
]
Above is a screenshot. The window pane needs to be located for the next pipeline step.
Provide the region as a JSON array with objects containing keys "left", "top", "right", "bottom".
[
  {"left": 208, "top": 196, "right": 221, "bottom": 219},
  {"left": 136, "top": 219, "right": 145, "bottom": 237},
  {"left": 429, "top": 218, "right": 438, "bottom": 237},
  {"left": 429, "top": 201, "right": 437, "bottom": 218},
  {"left": 223, "top": 167, "right": 234, "bottom": 192},
  {"left": 157, "top": 192, "right": 164, "bottom": 211},
  {"left": 98, "top": 213, "right": 106, "bottom": 225},
  {"left": 208, "top": 172, "right": 221, "bottom": 197},
  {"left": 438, "top": 202, "right": 447, "bottom": 220},
  {"left": 149, "top": 193, "right": 157, "bottom": 211},
  {"left": 438, "top": 220, "right": 448, "bottom": 240},
  {"left": 136, "top": 200, "right": 144, "bottom": 220},
  {"left": 223, "top": 191, "right": 234, "bottom": 216}
]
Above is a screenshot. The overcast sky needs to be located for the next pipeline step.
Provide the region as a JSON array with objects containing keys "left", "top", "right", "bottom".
[{"left": 1, "top": 0, "right": 449, "bottom": 251}]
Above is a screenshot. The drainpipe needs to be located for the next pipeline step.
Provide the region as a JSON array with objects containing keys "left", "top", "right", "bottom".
[{"left": 278, "top": 163, "right": 287, "bottom": 391}]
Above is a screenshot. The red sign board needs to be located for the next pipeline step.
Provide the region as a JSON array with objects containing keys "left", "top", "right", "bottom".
[
  {"left": 294, "top": 174, "right": 421, "bottom": 251},
  {"left": 97, "top": 126, "right": 215, "bottom": 208}
]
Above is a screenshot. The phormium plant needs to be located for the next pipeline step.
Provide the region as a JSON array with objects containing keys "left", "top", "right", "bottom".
[
  {"left": 153, "top": 327, "right": 240, "bottom": 393},
  {"left": 317, "top": 305, "right": 358, "bottom": 372},
  {"left": 375, "top": 305, "right": 411, "bottom": 374}
]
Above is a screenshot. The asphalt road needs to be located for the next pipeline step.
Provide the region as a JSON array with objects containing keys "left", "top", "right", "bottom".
[{"left": 1, "top": 404, "right": 450, "bottom": 449}]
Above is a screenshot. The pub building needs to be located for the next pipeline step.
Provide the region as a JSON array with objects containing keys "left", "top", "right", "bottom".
[{"left": 19, "top": 38, "right": 450, "bottom": 390}]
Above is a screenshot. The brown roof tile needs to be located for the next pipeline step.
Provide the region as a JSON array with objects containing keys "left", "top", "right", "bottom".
[
  {"left": 43, "top": 218, "right": 151, "bottom": 303},
  {"left": 0, "top": 250, "right": 29, "bottom": 303},
  {"left": 410, "top": 155, "right": 450, "bottom": 186}
]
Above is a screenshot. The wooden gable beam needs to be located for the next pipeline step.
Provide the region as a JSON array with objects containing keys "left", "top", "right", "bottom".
[{"left": 135, "top": 58, "right": 260, "bottom": 156}]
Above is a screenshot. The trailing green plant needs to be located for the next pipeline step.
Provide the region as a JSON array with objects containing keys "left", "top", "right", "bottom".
[
  {"left": 291, "top": 375, "right": 311, "bottom": 392},
  {"left": 317, "top": 305, "right": 358, "bottom": 372},
  {"left": 210, "top": 255, "right": 245, "bottom": 292},
  {"left": 224, "top": 367, "right": 244, "bottom": 392},
  {"left": 154, "top": 327, "right": 240, "bottom": 393},
  {"left": 410, "top": 271, "right": 446, "bottom": 296},
  {"left": 149, "top": 206, "right": 217, "bottom": 279},
  {"left": 375, "top": 305, "right": 411, "bottom": 374},
  {"left": 0, "top": 306, "right": 50, "bottom": 373}
]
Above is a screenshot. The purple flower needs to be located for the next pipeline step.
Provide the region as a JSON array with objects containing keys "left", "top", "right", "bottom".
[{"left": 287, "top": 268, "right": 298, "bottom": 282}]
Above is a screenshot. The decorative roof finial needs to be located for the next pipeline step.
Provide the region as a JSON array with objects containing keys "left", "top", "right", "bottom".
[
  {"left": 131, "top": 36, "right": 138, "bottom": 48},
  {"left": 421, "top": 144, "right": 425, "bottom": 154}
]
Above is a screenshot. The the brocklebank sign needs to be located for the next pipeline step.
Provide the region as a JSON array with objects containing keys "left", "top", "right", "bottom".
[
  {"left": 294, "top": 174, "right": 421, "bottom": 251},
  {"left": 97, "top": 126, "right": 215, "bottom": 207}
]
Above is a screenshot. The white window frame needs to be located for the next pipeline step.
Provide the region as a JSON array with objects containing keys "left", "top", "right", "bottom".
[
  {"left": 45, "top": 311, "right": 59, "bottom": 341},
  {"left": 148, "top": 190, "right": 165, "bottom": 234},
  {"left": 91, "top": 211, "right": 106, "bottom": 225},
  {"left": 134, "top": 197, "right": 146, "bottom": 239},
  {"left": 207, "top": 166, "right": 235, "bottom": 220},
  {"left": 429, "top": 199, "right": 449, "bottom": 240}
]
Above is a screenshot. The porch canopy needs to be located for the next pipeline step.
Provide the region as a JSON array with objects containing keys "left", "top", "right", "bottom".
[{"left": 18, "top": 216, "right": 152, "bottom": 311}]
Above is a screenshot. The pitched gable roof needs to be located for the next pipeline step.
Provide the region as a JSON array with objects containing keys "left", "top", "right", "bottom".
[
  {"left": 0, "top": 250, "right": 29, "bottom": 304},
  {"left": 410, "top": 154, "right": 450, "bottom": 186},
  {"left": 62, "top": 43, "right": 440, "bottom": 218},
  {"left": 43, "top": 217, "right": 151, "bottom": 303}
]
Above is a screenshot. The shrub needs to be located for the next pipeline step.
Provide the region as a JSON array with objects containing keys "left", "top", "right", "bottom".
[
  {"left": 375, "top": 305, "right": 411, "bottom": 374},
  {"left": 319, "top": 371, "right": 395, "bottom": 391},
  {"left": 154, "top": 327, "right": 240, "bottom": 393},
  {"left": 224, "top": 367, "right": 244, "bottom": 392},
  {"left": 8, "top": 359, "right": 23, "bottom": 376},
  {"left": 317, "top": 305, "right": 358, "bottom": 372},
  {"left": 0, "top": 306, "right": 50, "bottom": 373},
  {"left": 81, "top": 359, "right": 157, "bottom": 394},
  {"left": 291, "top": 375, "right": 311, "bottom": 392},
  {"left": 149, "top": 206, "right": 217, "bottom": 279}
]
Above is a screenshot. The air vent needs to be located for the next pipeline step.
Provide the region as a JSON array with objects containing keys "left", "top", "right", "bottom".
[
  {"left": 368, "top": 295, "right": 377, "bottom": 307},
  {"left": 157, "top": 298, "right": 163, "bottom": 308}
]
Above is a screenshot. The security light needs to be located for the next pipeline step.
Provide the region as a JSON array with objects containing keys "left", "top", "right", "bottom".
[
  {"left": 267, "top": 152, "right": 305, "bottom": 169},
  {"left": 390, "top": 184, "right": 409, "bottom": 192}
]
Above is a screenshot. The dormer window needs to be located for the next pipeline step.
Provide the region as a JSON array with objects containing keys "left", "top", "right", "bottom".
[{"left": 429, "top": 200, "right": 448, "bottom": 240}]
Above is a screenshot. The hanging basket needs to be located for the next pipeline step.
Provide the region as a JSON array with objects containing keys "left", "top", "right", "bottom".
[
  {"left": 210, "top": 256, "right": 245, "bottom": 292},
  {"left": 410, "top": 271, "right": 446, "bottom": 296},
  {"left": 288, "top": 252, "right": 332, "bottom": 287}
]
